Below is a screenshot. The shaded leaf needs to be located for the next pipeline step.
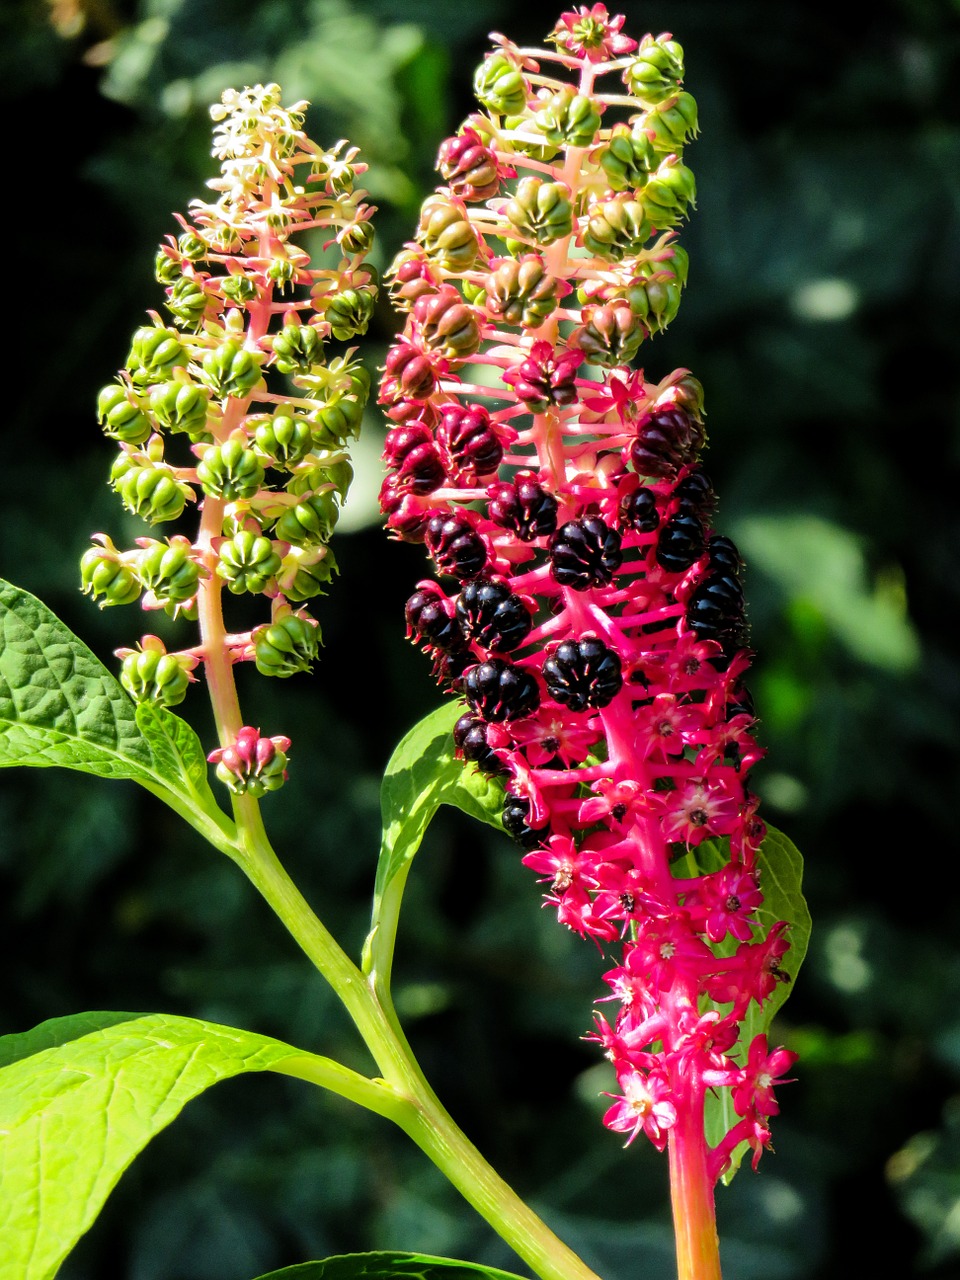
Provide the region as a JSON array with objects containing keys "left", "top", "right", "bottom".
[{"left": 249, "top": 1251, "right": 528, "bottom": 1280}]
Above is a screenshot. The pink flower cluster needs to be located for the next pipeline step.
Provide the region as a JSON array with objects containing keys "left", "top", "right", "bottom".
[{"left": 379, "top": 9, "right": 795, "bottom": 1178}]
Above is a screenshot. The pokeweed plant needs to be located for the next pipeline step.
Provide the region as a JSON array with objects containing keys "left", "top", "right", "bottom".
[{"left": 0, "top": 10, "right": 809, "bottom": 1280}]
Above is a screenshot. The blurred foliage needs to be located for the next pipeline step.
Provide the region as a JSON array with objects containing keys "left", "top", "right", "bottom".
[{"left": 2, "top": 0, "right": 960, "bottom": 1277}]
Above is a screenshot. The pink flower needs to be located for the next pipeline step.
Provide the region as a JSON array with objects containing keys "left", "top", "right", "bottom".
[
  {"left": 549, "top": 5, "right": 638, "bottom": 62},
  {"left": 731, "top": 1035, "right": 797, "bottom": 1119},
  {"left": 603, "top": 1067, "right": 677, "bottom": 1149}
]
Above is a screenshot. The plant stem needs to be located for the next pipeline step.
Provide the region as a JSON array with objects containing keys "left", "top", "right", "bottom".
[
  {"left": 236, "top": 831, "right": 602, "bottom": 1280},
  {"left": 667, "top": 1082, "right": 722, "bottom": 1280}
]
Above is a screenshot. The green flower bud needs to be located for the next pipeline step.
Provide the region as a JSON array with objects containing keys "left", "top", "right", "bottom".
[
  {"left": 200, "top": 339, "right": 264, "bottom": 399},
  {"left": 274, "top": 490, "right": 340, "bottom": 546},
  {"left": 597, "top": 123, "right": 656, "bottom": 192},
  {"left": 275, "top": 545, "right": 338, "bottom": 602},
  {"left": 536, "top": 87, "right": 602, "bottom": 149},
  {"left": 271, "top": 324, "right": 325, "bottom": 375},
  {"left": 165, "top": 276, "right": 211, "bottom": 329},
  {"left": 149, "top": 380, "right": 211, "bottom": 438},
  {"left": 625, "top": 34, "right": 685, "bottom": 106},
  {"left": 111, "top": 453, "right": 193, "bottom": 524},
  {"left": 474, "top": 51, "right": 528, "bottom": 117},
  {"left": 483, "top": 255, "right": 561, "bottom": 328},
  {"left": 253, "top": 412, "right": 314, "bottom": 466},
  {"left": 252, "top": 611, "right": 321, "bottom": 677},
  {"left": 126, "top": 326, "right": 187, "bottom": 387},
  {"left": 196, "top": 438, "right": 265, "bottom": 500},
  {"left": 576, "top": 301, "right": 645, "bottom": 366},
  {"left": 216, "top": 530, "right": 283, "bottom": 594},
  {"left": 80, "top": 537, "right": 142, "bottom": 608},
  {"left": 97, "top": 383, "right": 152, "bottom": 445},
  {"left": 641, "top": 155, "right": 696, "bottom": 228},
  {"left": 418, "top": 196, "right": 482, "bottom": 272},
  {"left": 504, "top": 177, "right": 574, "bottom": 246},
  {"left": 120, "top": 640, "right": 194, "bottom": 706},
  {"left": 137, "top": 536, "right": 203, "bottom": 605},
  {"left": 643, "top": 91, "right": 699, "bottom": 154},
  {"left": 582, "top": 195, "right": 651, "bottom": 261},
  {"left": 323, "top": 286, "right": 377, "bottom": 341}
]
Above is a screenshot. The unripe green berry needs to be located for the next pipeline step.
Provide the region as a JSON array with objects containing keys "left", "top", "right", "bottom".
[
  {"left": 126, "top": 326, "right": 187, "bottom": 387},
  {"left": 111, "top": 454, "right": 193, "bottom": 524},
  {"left": 275, "top": 545, "right": 338, "bottom": 601},
  {"left": 177, "top": 231, "right": 207, "bottom": 261},
  {"left": 474, "top": 51, "right": 528, "bottom": 116},
  {"left": 97, "top": 383, "right": 152, "bottom": 445},
  {"left": 80, "top": 540, "right": 142, "bottom": 608},
  {"left": 536, "top": 87, "right": 602, "bottom": 148},
  {"left": 483, "top": 255, "right": 561, "bottom": 328},
  {"left": 165, "top": 276, "right": 210, "bottom": 329},
  {"left": 625, "top": 35, "right": 685, "bottom": 106},
  {"left": 196, "top": 438, "right": 265, "bottom": 500},
  {"left": 274, "top": 490, "right": 340, "bottom": 546},
  {"left": 310, "top": 395, "right": 365, "bottom": 442},
  {"left": 340, "top": 218, "right": 375, "bottom": 256},
  {"left": 598, "top": 123, "right": 656, "bottom": 191},
  {"left": 502, "top": 115, "right": 559, "bottom": 163},
  {"left": 577, "top": 301, "right": 645, "bottom": 366},
  {"left": 504, "top": 177, "right": 574, "bottom": 246},
  {"left": 149, "top": 380, "right": 211, "bottom": 438},
  {"left": 582, "top": 196, "right": 651, "bottom": 261},
  {"left": 200, "top": 339, "right": 264, "bottom": 399},
  {"left": 155, "top": 248, "right": 183, "bottom": 286},
  {"left": 323, "top": 287, "right": 377, "bottom": 341},
  {"left": 137, "top": 537, "right": 203, "bottom": 604},
  {"left": 216, "top": 530, "right": 283, "bottom": 594},
  {"left": 272, "top": 324, "right": 325, "bottom": 375},
  {"left": 120, "top": 645, "right": 193, "bottom": 706},
  {"left": 644, "top": 91, "right": 699, "bottom": 154},
  {"left": 252, "top": 612, "right": 321, "bottom": 677},
  {"left": 253, "top": 412, "right": 314, "bottom": 466},
  {"left": 220, "top": 271, "right": 260, "bottom": 304},
  {"left": 641, "top": 155, "right": 697, "bottom": 228},
  {"left": 418, "top": 197, "right": 482, "bottom": 272}
]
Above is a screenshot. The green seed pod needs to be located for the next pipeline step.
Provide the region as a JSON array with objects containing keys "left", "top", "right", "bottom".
[
  {"left": 252, "top": 611, "right": 321, "bottom": 677},
  {"left": 483, "top": 254, "right": 561, "bottom": 328},
  {"left": 504, "top": 177, "right": 574, "bottom": 246},
  {"left": 474, "top": 51, "right": 528, "bottom": 117},
  {"left": 274, "top": 490, "right": 340, "bottom": 546},
  {"left": 415, "top": 287, "right": 483, "bottom": 358},
  {"left": 120, "top": 645, "right": 193, "bottom": 706},
  {"left": 138, "top": 537, "right": 203, "bottom": 605},
  {"left": 126, "top": 326, "right": 187, "bottom": 387},
  {"left": 196, "top": 438, "right": 265, "bottom": 500},
  {"left": 576, "top": 301, "right": 645, "bottom": 366},
  {"left": 624, "top": 34, "right": 685, "bottom": 106},
  {"left": 80, "top": 539, "right": 142, "bottom": 608},
  {"left": 642, "top": 91, "right": 699, "bottom": 154},
  {"left": 200, "top": 339, "right": 265, "bottom": 399},
  {"left": 418, "top": 196, "right": 482, "bottom": 272},
  {"left": 216, "top": 530, "right": 283, "bottom": 594},
  {"left": 582, "top": 195, "right": 651, "bottom": 261},
  {"left": 111, "top": 454, "right": 193, "bottom": 524},
  {"left": 271, "top": 324, "right": 325, "bottom": 375},
  {"left": 641, "top": 155, "right": 697, "bottom": 228},
  {"left": 597, "top": 123, "right": 656, "bottom": 192},
  {"left": 536, "top": 87, "right": 603, "bottom": 149},
  {"left": 149, "top": 380, "right": 211, "bottom": 438},
  {"left": 220, "top": 271, "right": 260, "bottom": 304},
  {"left": 97, "top": 383, "right": 152, "bottom": 445},
  {"left": 275, "top": 545, "right": 339, "bottom": 602},
  {"left": 253, "top": 412, "right": 314, "bottom": 466},
  {"left": 165, "top": 276, "right": 211, "bottom": 329},
  {"left": 323, "top": 286, "right": 377, "bottom": 341}
]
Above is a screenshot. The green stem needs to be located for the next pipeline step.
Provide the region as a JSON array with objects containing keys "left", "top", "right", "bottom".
[{"left": 236, "top": 831, "right": 602, "bottom": 1280}]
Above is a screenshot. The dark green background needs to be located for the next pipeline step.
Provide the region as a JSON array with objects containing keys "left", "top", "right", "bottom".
[{"left": 2, "top": 1, "right": 960, "bottom": 1276}]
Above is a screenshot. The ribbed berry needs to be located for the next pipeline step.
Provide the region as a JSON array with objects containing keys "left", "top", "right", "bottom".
[
  {"left": 464, "top": 658, "right": 540, "bottom": 722},
  {"left": 542, "top": 637, "right": 623, "bottom": 711},
  {"left": 707, "top": 534, "right": 744, "bottom": 578},
  {"left": 456, "top": 578, "right": 532, "bottom": 652},
  {"left": 655, "top": 510, "right": 705, "bottom": 572},
  {"left": 617, "top": 482, "right": 660, "bottom": 532},
  {"left": 629, "top": 406, "right": 705, "bottom": 478},
  {"left": 453, "top": 712, "right": 506, "bottom": 774},
  {"left": 405, "top": 586, "right": 464, "bottom": 652},
  {"left": 425, "top": 512, "right": 488, "bottom": 578},
  {"left": 383, "top": 424, "right": 446, "bottom": 494},
  {"left": 487, "top": 472, "right": 559, "bottom": 541},
  {"left": 673, "top": 468, "right": 715, "bottom": 520},
  {"left": 685, "top": 573, "right": 745, "bottom": 646},
  {"left": 502, "top": 795, "right": 550, "bottom": 849},
  {"left": 436, "top": 404, "right": 504, "bottom": 480},
  {"left": 550, "top": 516, "right": 623, "bottom": 589}
]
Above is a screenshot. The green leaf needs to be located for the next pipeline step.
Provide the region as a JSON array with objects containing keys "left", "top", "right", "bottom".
[
  {"left": 364, "top": 701, "right": 504, "bottom": 985},
  {"left": 684, "top": 823, "right": 811, "bottom": 1183},
  {"left": 248, "top": 1251, "right": 529, "bottom": 1280},
  {"left": 0, "top": 578, "right": 227, "bottom": 836},
  {"left": 0, "top": 1011, "right": 317, "bottom": 1280}
]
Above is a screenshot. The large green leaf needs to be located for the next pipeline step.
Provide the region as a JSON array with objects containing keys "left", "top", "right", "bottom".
[
  {"left": 250, "top": 1251, "right": 529, "bottom": 1280},
  {"left": 364, "top": 700, "right": 504, "bottom": 985},
  {"left": 679, "top": 824, "right": 811, "bottom": 1182},
  {"left": 0, "top": 1012, "right": 332, "bottom": 1280},
  {"left": 0, "top": 578, "right": 228, "bottom": 836}
]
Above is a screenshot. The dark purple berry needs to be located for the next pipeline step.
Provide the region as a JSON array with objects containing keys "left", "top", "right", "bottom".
[
  {"left": 707, "top": 534, "right": 744, "bottom": 579},
  {"left": 436, "top": 405, "right": 503, "bottom": 480},
  {"left": 502, "top": 795, "right": 550, "bottom": 849},
  {"left": 425, "top": 512, "right": 488, "bottom": 578},
  {"left": 456, "top": 578, "right": 532, "bottom": 652},
  {"left": 686, "top": 573, "right": 745, "bottom": 645},
  {"left": 453, "top": 712, "right": 507, "bottom": 774},
  {"left": 487, "top": 472, "right": 558, "bottom": 542},
  {"left": 549, "top": 517, "right": 622, "bottom": 590},
  {"left": 405, "top": 587, "right": 465, "bottom": 652},
  {"left": 542, "top": 637, "right": 622, "bottom": 712},
  {"left": 655, "top": 511, "right": 706, "bottom": 572},
  {"left": 673, "top": 469, "right": 715, "bottom": 520},
  {"left": 629, "top": 406, "right": 705, "bottom": 479},
  {"left": 617, "top": 484, "right": 660, "bottom": 533},
  {"left": 464, "top": 657, "right": 540, "bottom": 722}
]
